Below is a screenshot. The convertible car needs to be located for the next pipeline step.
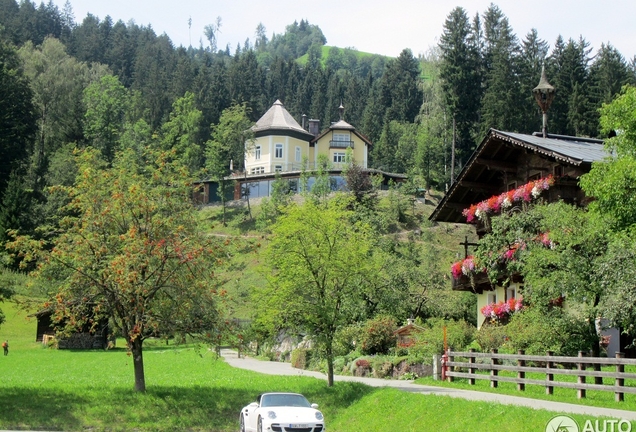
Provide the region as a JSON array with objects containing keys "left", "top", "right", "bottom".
[{"left": 239, "top": 392, "right": 325, "bottom": 432}]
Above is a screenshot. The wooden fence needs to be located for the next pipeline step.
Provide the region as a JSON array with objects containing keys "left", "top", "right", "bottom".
[{"left": 443, "top": 349, "right": 636, "bottom": 402}]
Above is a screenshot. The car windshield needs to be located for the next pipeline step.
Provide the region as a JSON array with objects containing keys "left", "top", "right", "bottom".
[{"left": 260, "top": 394, "right": 311, "bottom": 408}]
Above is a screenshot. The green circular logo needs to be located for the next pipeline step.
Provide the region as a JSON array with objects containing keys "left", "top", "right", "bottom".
[{"left": 546, "top": 416, "right": 579, "bottom": 432}]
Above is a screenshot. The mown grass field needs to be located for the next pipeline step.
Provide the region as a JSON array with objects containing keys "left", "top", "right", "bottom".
[{"left": 0, "top": 301, "right": 634, "bottom": 432}]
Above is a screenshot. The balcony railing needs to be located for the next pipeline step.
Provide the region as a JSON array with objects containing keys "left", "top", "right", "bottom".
[{"left": 329, "top": 140, "right": 354, "bottom": 148}]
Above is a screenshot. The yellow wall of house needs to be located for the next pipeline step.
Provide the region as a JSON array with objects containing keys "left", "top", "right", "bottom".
[
  {"left": 476, "top": 283, "right": 523, "bottom": 329},
  {"left": 245, "top": 135, "right": 310, "bottom": 174},
  {"left": 313, "top": 129, "right": 367, "bottom": 168},
  {"left": 244, "top": 129, "right": 369, "bottom": 173}
]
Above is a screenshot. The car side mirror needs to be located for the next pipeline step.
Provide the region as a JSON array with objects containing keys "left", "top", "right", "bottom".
[{"left": 311, "top": 403, "right": 319, "bottom": 409}]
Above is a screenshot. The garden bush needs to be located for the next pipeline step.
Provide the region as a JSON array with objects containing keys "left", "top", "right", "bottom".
[
  {"left": 409, "top": 318, "right": 476, "bottom": 363},
  {"left": 291, "top": 348, "right": 310, "bottom": 369},
  {"left": 359, "top": 315, "right": 398, "bottom": 355},
  {"left": 333, "top": 324, "right": 363, "bottom": 357},
  {"left": 504, "top": 307, "right": 594, "bottom": 356},
  {"left": 475, "top": 306, "right": 596, "bottom": 356}
]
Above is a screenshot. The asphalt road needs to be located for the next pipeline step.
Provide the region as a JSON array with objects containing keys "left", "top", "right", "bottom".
[{"left": 220, "top": 349, "right": 636, "bottom": 421}]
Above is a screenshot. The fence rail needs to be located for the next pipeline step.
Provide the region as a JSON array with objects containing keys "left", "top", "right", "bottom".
[{"left": 443, "top": 349, "right": 636, "bottom": 402}]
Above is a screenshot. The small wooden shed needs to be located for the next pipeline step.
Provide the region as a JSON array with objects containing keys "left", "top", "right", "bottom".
[
  {"left": 394, "top": 319, "right": 424, "bottom": 348},
  {"left": 32, "top": 309, "right": 110, "bottom": 350}
]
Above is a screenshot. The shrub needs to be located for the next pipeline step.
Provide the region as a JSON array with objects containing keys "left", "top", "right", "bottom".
[
  {"left": 474, "top": 322, "right": 509, "bottom": 352},
  {"left": 370, "top": 357, "right": 393, "bottom": 378},
  {"left": 333, "top": 324, "right": 363, "bottom": 357},
  {"left": 474, "top": 306, "right": 595, "bottom": 356},
  {"left": 503, "top": 307, "right": 595, "bottom": 356},
  {"left": 409, "top": 318, "right": 476, "bottom": 362},
  {"left": 290, "top": 348, "right": 310, "bottom": 369},
  {"left": 359, "top": 315, "right": 398, "bottom": 355}
]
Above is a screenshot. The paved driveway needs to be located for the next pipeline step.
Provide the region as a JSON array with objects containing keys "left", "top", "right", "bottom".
[{"left": 220, "top": 349, "right": 636, "bottom": 421}]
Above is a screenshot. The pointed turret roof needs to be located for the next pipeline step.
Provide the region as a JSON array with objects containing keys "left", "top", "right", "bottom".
[{"left": 252, "top": 100, "right": 314, "bottom": 140}]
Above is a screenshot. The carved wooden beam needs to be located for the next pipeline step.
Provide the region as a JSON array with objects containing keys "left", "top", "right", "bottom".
[
  {"left": 445, "top": 202, "right": 469, "bottom": 210},
  {"left": 475, "top": 157, "right": 517, "bottom": 173},
  {"left": 458, "top": 181, "right": 500, "bottom": 194}
]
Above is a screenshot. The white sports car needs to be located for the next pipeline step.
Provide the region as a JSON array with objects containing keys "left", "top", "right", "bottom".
[{"left": 239, "top": 392, "right": 325, "bottom": 432}]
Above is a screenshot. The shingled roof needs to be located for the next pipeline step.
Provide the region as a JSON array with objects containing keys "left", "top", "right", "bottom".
[
  {"left": 251, "top": 100, "right": 314, "bottom": 140},
  {"left": 430, "top": 129, "right": 607, "bottom": 223}
]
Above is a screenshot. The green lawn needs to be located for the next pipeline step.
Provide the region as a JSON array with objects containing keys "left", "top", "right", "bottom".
[
  {"left": 418, "top": 366, "right": 636, "bottom": 411},
  {"left": 1, "top": 301, "right": 634, "bottom": 431}
]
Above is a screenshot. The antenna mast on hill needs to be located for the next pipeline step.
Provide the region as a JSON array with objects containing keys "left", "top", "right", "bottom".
[{"left": 188, "top": 16, "right": 192, "bottom": 47}]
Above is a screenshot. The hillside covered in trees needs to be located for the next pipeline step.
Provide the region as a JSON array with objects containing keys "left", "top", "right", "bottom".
[{"left": 2, "top": 1, "right": 634, "bottom": 205}]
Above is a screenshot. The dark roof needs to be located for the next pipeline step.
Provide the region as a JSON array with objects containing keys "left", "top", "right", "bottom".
[
  {"left": 430, "top": 129, "right": 607, "bottom": 223},
  {"left": 498, "top": 131, "right": 606, "bottom": 164}
]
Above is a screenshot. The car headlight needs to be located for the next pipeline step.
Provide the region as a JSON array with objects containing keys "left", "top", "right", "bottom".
[
  {"left": 267, "top": 411, "right": 277, "bottom": 420},
  {"left": 315, "top": 411, "right": 324, "bottom": 421}
]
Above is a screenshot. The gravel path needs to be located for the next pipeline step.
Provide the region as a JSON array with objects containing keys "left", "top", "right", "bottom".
[{"left": 220, "top": 349, "right": 636, "bottom": 421}]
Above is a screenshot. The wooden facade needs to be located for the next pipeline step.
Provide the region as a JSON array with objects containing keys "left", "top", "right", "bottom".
[
  {"left": 431, "top": 129, "right": 607, "bottom": 328},
  {"left": 33, "top": 310, "right": 110, "bottom": 350}
]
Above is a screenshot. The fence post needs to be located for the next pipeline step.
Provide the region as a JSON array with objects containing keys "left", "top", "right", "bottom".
[
  {"left": 577, "top": 351, "right": 586, "bottom": 399},
  {"left": 546, "top": 351, "right": 554, "bottom": 395},
  {"left": 447, "top": 350, "right": 454, "bottom": 383},
  {"left": 517, "top": 349, "right": 525, "bottom": 391},
  {"left": 594, "top": 363, "right": 602, "bottom": 385},
  {"left": 469, "top": 348, "right": 476, "bottom": 385},
  {"left": 490, "top": 349, "right": 498, "bottom": 388},
  {"left": 616, "top": 352, "right": 625, "bottom": 402}
]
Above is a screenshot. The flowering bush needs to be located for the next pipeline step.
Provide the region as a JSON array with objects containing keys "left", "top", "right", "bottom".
[
  {"left": 481, "top": 298, "right": 523, "bottom": 322},
  {"left": 463, "top": 176, "right": 555, "bottom": 223}
]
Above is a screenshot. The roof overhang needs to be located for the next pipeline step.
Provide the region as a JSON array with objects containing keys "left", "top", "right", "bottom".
[{"left": 430, "top": 129, "right": 606, "bottom": 223}]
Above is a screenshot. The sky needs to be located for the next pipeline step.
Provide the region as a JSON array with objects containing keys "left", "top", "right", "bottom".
[{"left": 50, "top": 0, "right": 636, "bottom": 59}]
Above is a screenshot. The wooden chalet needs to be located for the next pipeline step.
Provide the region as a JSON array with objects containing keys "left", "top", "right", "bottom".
[{"left": 430, "top": 128, "right": 607, "bottom": 328}]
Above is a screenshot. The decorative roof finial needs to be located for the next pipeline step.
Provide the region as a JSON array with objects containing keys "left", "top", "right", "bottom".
[
  {"left": 338, "top": 101, "right": 344, "bottom": 121},
  {"left": 532, "top": 65, "right": 556, "bottom": 138}
]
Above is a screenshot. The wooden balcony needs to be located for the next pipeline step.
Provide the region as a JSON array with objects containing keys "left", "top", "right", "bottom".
[{"left": 452, "top": 270, "right": 492, "bottom": 293}]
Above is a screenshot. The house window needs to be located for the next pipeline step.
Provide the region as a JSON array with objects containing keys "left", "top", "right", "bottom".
[
  {"left": 528, "top": 173, "right": 541, "bottom": 181},
  {"left": 251, "top": 166, "right": 264, "bottom": 174},
  {"left": 255, "top": 146, "right": 261, "bottom": 160},
  {"left": 333, "top": 133, "right": 349, "bottom": 142},
  {"left": 487, "top": 292, "right": 496, "bottom": 305},
  {"left": 506, "top": 286, "right": 517, "bottom": 301},
  {"left": 295, "top": 146, "right": 301, "bottom": 162},
  {"left": 554, "top": 165, "right": 563, "bottom": 177},
  {"left": 274, "top": 165, "right": 283, "bottom": 172},
  {"left": 275, "top": 143, "right": 283, "bottom": 158},
  {"left": 507, "top": 181, "right": 517, "bottom": 191},
  {"left": 333, "top": 152, "right": 346, "bottom": 163}
]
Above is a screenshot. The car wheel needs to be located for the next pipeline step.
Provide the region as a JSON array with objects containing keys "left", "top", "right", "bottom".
[
  {"left": 239, "top": 413, "right": 246, "bottom": 432},
  {"left": 257, "top": 416, "right": 263, "bottom": 432}
]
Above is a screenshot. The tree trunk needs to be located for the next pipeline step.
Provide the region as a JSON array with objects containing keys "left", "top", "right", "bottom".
[
  {"left": 131, "top": 338, "right": 146, "bottom": 392},
  {"left": 326, "top": 342, "right": 334, "bottom": 387}
]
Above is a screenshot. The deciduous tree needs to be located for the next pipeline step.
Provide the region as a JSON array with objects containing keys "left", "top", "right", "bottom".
[
  {"left": 11, "top": 147, "right": 229, "bottom": 392},
  {"left": 257, "top": 199, "right": 382, "bottom": 386}
]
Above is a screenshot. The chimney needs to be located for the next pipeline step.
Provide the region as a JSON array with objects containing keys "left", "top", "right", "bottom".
[
  {"left": 308, "top": 119, "right": 320, "bottom": 137},
  {"left": 301, "top": 114, "right": 307, "bottom": 130}
]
